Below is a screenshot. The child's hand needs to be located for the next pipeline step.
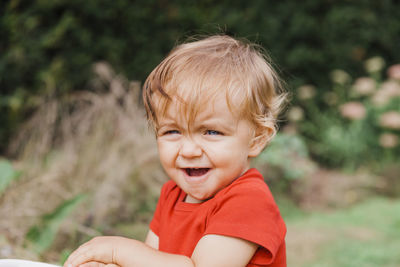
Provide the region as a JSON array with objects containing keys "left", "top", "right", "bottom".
[
  {"left": 75, "top": 262, "right": 119, "bottom": 267},
  {"left": 63, "top": 233, "right": 194, "bottom": 267},
  {"left": 63, "top": 236, "right": 135, "bottom": 267}
]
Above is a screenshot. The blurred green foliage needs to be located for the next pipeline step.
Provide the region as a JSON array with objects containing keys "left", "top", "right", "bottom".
[
  {"left": 1, "top": 0, "right": 400, "bottom": 153},
  {"left": 25, "top": 194, "right": 86, "bottom": 254},
  {"left": 0, "top": 158, "right": 21, "bottom": 195},
  {"left": 290, "top": 57, "right": 400, "bottom": 169},
  {"left": 256, "top": 133, "right": 314, "bottom": 181}
]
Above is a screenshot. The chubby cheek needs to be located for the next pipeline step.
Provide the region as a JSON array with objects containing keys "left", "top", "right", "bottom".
[
  {"left": 207, "top": 143, "right": 249, "bottom": 167},
  {"left": 157, "top": 141, "right": 176, "bottom": 168}
]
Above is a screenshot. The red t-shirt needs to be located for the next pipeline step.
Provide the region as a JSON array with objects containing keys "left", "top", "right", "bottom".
[{"left": 150, "top": 168, "right": 286, "bottom": 267}]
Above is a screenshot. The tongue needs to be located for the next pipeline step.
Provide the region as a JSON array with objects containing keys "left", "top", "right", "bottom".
[{"left": 187, "top": 168, "right": 209, "bottom": 176}]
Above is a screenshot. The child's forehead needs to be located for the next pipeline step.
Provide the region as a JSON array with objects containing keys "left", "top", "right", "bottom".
[{"left": 153, "top": 89, "right": 245, "bottom": 125}]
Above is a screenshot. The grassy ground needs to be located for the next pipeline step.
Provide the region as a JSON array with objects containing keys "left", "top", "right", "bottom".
[{"left": 282, "top": 197, "right": 400, "bottom": 267}]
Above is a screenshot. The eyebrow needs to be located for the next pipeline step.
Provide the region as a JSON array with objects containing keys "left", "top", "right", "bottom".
[
  {"left": 193, "top": 116, "right": 238, "bottom": 133},
  {"left": 156, "top": 120, "right": 178, "bottom": 130},
  {"left": 157, "top": 117, "right": 237, "bottom": 133}
]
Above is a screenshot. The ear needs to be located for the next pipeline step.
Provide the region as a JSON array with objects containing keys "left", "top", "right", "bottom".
[{"left": 248, "top": 127, "right": 275, "bottom": 157}]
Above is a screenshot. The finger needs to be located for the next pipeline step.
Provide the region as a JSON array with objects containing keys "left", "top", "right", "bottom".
[
  {"left": 79, "top": 261, "right": 107, "bottom": 267},
  {"left": 79, "top": 262, "right": 98, "bottom": 267},
  {"left": 64, "top": 241, "right": 94, "bottom": 266},
  {"left": 64, "top": 237, "right": 116, "bottom": 267},
  {"left": 69, "top": 248, "right": 98, "bottom": 267},
  {"left": 65, "top": 245, "right": 93, "bottom": 267},
  {"left": 69, "top": 244, "right": 114, "bottom": 267},
  {"left": 78, "top": 262, "right": 119, "bottom": 267}
]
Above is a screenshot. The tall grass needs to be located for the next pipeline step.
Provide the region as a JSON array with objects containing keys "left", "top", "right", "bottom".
[{"left": 0, "top": 62, "right": 164, "bottom": 262}]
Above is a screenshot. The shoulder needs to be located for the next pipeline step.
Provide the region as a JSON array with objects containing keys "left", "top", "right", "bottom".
[
  {"left": 204, "top": 169, "right": 286, "bottom": 264},
  {"left": 218, "top": 168, "right": 273, "bottom": 201},
  {"left": 161, "top": 179, "right": 178, "bottom": 193},
  {"left": 211, "top": 168, "right": 284, "bottom": 226},
  {"left": 159, "top": 180, "right": 181, "bottom": 200}
]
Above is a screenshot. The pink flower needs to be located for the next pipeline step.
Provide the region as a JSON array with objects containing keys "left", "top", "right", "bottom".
[
  {"left": 330, "top": 69, "right": 351, "bottom": 85},
  {"left": 381, "top": 80, "right": 400, "bottom": 94},
  {"left": 379, "top": 111, "right": 400, "bottom": 130},
  {"left": 287, "top": 106, "right": 304, "bottom": 122},
  {"left": 387, "top": 64, "right": 400, "bottom": 80},
  {"left": 352, "top": 77, "right": 376, "bottom": 95},
  {"left": 379, "top": 133, "right": 399, "bottom": 148},
  {"left": 297, "top": 85, "right": 316, "bottom": 100},
  {"left": 364, "top": 56, "right": 385, "bottom": 73},
  {"left": 339, "top": 102, "right": 367, "bottom": 120},
  {"left": 371, "top": 81, "right": 400, "bottom": 107}
]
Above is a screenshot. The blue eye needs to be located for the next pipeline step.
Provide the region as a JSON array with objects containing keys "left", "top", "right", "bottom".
[
  {"left": 164, "top": 130, "right": 180, "bottom": 135},
  {"left": 206, "top": 130, "right": 222, "bottom": 135}
]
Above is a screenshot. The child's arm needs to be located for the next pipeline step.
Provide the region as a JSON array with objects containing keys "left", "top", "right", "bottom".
[
  {"left": 144, "top": 229, "right": 159, "bottom": 249},
  {"left": 73, "top": 263, "right": 118, "bottom": 267},
  {"left": 64, "top": 229, "right": 158, "bottom": 267},
  {"left": 192, "top": 234, "right": 258, "bottom": 266},
  {"left": 63, "top": 233, "right": 258, "bottom": 267},
  {"left": 63, "top": 236, "right": 193, "bottom": 267}
]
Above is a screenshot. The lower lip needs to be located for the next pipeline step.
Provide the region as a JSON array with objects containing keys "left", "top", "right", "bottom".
[{"left": 182, "top": 169, "right": 210, "bottom": 185}]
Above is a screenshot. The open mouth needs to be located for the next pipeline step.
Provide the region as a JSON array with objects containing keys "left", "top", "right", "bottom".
[{"left": 184, "top": 168, "right": 210, "bottom": 176}]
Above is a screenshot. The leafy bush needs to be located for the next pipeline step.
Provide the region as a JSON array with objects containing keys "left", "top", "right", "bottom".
[
  {"left": 255, "top": 133, "right": 316, "bottom": 181},
  {"left": 287, "top": 59, "right": 400, "bottom": 168}
]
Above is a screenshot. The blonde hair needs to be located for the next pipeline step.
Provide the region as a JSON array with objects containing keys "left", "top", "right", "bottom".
[{"left": 143, "top": 35, "right": 287, "bottom": 143}]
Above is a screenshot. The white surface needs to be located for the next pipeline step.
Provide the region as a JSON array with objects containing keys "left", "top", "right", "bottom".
[{"left": 0, "top": 259, "right": 60, "bottom": 267}]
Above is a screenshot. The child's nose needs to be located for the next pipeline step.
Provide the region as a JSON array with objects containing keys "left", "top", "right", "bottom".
[{"left": 179, "top": 137, "right": 202, "bottom": 158}]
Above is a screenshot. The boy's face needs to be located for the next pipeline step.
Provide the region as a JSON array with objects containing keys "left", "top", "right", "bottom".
[{"left": 155, "top": 94, "right": 265, "bottom": 203}]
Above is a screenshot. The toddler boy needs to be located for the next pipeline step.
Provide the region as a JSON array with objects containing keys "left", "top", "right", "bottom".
[{"left": 64, "top": 35, "right": 287, "bottom": 267}]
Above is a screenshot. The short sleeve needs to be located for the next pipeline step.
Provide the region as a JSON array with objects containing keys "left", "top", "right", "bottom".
[
  {"left": 204, "top": 180, "right": 286, "bottom": 266},
  {"left": 149, "top": 180, "right": 175, "bottom": 236}
]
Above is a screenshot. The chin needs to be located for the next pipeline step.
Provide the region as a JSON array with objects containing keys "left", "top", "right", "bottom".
[{"left": 191, "top": 191, "right": 214, "bottom": 202}]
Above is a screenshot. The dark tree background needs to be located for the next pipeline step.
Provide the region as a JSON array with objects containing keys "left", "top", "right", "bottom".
[{"left": 1, "top": 0, "right": 400, "bottom": 152}]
